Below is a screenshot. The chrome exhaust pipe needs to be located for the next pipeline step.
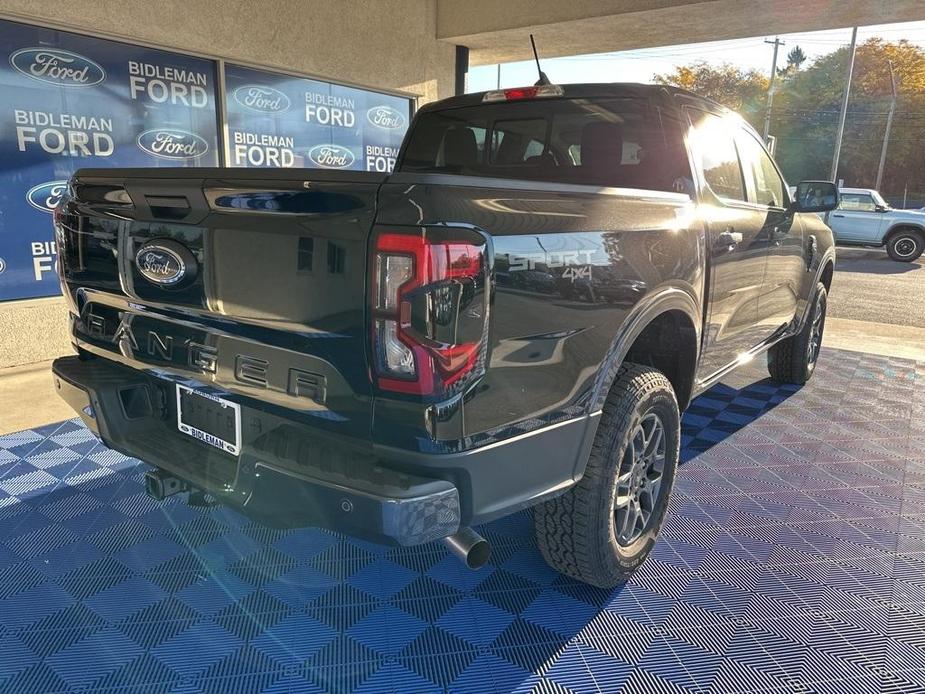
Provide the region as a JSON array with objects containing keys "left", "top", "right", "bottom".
[{"left": 443, "top": 527, "right": 491, "bottom": 569}]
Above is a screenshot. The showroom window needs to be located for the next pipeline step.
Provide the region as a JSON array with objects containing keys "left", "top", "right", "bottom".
[{"left": 0, "top": 17, "right": 413, "bottom": 303}]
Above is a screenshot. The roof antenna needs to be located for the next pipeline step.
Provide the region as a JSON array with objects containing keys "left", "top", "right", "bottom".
[{"left": 530, "top": 34, "right": 551, "bottom": 86}]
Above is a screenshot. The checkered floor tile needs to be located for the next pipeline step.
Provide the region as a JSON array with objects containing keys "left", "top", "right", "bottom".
[{"left": 1, "top": 348, "right": 924, "bottom": 693}]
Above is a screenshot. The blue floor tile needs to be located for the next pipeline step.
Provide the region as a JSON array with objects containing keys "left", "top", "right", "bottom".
[{"left": 1, "top": 349, "right": 924, "bottom": 692}]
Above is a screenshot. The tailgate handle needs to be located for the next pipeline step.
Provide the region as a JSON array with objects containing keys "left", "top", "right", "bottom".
[
  {"left": 124, "top": 181, "right": 209, "bottom": 224},
  {"left": 144, "top": 195, "right": 192, "bottom": 221},
  {"left": 145, "top": 195, "right": 190, "bottom": 209}
]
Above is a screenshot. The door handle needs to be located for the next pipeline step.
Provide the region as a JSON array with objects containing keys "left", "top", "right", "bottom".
[
  {"left": 832, "top": 214, "right": 845, "bottom": 218},
  {"left": 716, "top": 229, "right": 743, "bottom": 249}
]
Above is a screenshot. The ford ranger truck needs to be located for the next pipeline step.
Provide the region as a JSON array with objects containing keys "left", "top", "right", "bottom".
[{"left": 51, "top": 84, "right": 839, "bottom": 587}]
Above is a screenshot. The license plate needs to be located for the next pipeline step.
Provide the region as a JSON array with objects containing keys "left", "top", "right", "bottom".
[{"left": 176, "top": 384, "right": 241, "bottom": 456}]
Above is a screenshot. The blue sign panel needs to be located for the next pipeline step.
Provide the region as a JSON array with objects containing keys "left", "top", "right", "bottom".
[
  {"left": 0, "top": 19, "right": 219, "bottom": 301},
  {"left": 224, "top": 63, "right": 410, "bottom": 172}
]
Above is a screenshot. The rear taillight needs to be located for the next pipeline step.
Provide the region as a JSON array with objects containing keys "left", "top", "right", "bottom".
[{"left": 371, "top": 228, "right": 489, "bottom": 396}]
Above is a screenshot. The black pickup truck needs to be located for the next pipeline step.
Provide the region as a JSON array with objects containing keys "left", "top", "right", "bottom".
[{"left": 51, "top": 83, "right": 838, "bottom": 587}]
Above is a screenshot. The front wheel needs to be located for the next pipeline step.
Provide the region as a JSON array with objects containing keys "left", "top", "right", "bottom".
[
  {"left": 886, "top": 230, "right": 924, "bottom": 262},
  {"left": 767, "top": 282, "right": 827, "bottom": 384},
  {"left": 534, "top": 363, "right": 680, "bottom": 588}
]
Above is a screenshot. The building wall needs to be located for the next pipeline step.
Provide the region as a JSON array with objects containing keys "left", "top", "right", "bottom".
[
  {"left": 0, "top": 0, "right": 455, "bottom": 102},
  {"left": 0, "top": 0, "right": 455, "bottom": 368}
]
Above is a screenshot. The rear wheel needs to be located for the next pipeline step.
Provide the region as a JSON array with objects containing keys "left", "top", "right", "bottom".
[
  {"left": 767, "top": 282, "right": 827, "bottom": 384},
  {"left": 534, "top": 363, "right": 679, "bottom": 588},
  {"left": 886, "top": 229, "right": 924, "bottom": 262}
]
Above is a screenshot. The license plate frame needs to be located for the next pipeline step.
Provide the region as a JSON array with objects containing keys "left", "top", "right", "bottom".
[{"left": 175, "top": 384, "right": 242, "bottom": 456}]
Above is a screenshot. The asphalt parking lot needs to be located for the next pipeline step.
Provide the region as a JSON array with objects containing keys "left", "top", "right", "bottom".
[{"left": 828, "top": 247, "right": 925, "bottom": 328}]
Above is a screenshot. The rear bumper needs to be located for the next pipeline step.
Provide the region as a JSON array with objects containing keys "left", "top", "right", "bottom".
[{"left": 52, "top": 355, "right": 597, "bottom": 546}]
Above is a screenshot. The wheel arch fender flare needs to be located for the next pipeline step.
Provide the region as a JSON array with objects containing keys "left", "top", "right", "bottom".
[
  {"left": 884, "top": 222, "right": 925, "bottom": 243},
  {"left": 797, "top": 248, "right": 836, "bottom": 331},
  {"left": 589, "top": 286, "right": 702, "bottom": 414},
  {"left": 815, "top": 248, "right": 836, "bottom": 286}
]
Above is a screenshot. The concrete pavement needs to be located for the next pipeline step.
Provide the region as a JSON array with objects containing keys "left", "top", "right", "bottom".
[
  {"left": 0, "top": 360, "right": 76, "bottom": 435},
  {"left": 824, "top": 317, "right": 925, "bottom": 362}
]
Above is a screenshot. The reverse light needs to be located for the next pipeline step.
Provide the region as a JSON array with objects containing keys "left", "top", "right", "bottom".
[
  {"left": 371, "top": 229, "right": 489, "bottom": 396},
  {"left": 482, "top": 84, "right": 564, "bottom": 103}
]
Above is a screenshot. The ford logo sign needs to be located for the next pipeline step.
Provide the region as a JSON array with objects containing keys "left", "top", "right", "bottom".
[
  {"left": 137, "top": 128, "right": 210, "bottom": 160},
  {"left": 26, "top": 180, "right": 68, "bottom": 214},
  {"left": 233, "top": 85, "right": 291, "bottom": 113},
  {"left": 135, "top": 240, "right": 197, "bottom": 287},
  {"left": 366, "top": 105, "right": 406, "bottom": 130},
  {"left": 10, "top": 47, "right": 106, "bottom": 87},
  {"left": 308, "top": 144, "right": 355, "bottom": 169}
]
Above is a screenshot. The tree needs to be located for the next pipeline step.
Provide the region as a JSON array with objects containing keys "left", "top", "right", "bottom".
[
  {"left": 655, "top": 39, "right": 925, "bottom": 204},
  {"left": 779, "top": 46, "right": 806, "bottom": 76},
  {"left": 653, "top": 62, "right": 768, "bottom": 128},
  {"left": 773, "top": 38, "right": 925, "bottom": 198}
]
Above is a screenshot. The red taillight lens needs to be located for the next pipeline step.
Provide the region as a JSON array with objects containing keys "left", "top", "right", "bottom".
[
  {"left": 371, "top": 229, "right": 489, "bottom": 396},
  {"left": 482, "top": 84, "right": 565, "bottom": 102}
]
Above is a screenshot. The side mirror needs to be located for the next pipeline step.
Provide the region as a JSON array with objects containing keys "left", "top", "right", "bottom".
[
  {"left": 793, "top": 181, "right": 839, "bottom": 213},
  {"left": 875, "top": 204, "right": 888, "bottom": 213}
]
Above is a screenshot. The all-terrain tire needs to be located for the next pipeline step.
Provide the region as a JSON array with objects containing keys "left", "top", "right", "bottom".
[
  {"left": 534, "top": 363, "right": 680, "bottom": 588},
  {"left": 886, "top": 229, "right": 924, "bottom": 262},
  {"left": 767, "top": 282, "right": 827, "bottom": 384}
]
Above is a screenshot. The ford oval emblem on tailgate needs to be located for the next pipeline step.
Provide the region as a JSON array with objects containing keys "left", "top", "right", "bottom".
[{"left": 135, "top": 240, "right": 197, "bottom": 286}]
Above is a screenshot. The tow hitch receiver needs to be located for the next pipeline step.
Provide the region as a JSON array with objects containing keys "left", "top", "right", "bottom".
[{"left": 144, "top": 469, "right": 188, "bottom": 501}]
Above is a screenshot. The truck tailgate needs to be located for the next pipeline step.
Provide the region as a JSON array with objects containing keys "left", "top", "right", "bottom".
[{"left": 56, "top": 167, "right": 383, "bottom": 441}]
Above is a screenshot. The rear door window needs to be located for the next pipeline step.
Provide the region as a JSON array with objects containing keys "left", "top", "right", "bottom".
[{"left": 399, "top": 97, "right": 691, "bottom": 194}]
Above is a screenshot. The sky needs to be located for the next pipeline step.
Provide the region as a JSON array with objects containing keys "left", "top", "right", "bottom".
[{"left": 468, "top": 21, "right": 925, "bottom": 93}]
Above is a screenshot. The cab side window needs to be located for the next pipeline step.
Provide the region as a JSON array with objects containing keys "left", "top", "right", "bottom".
[
  {"left": 736, "top": 130, "right": 786, "bottom": 208},
  {"left": 838, "top": 193, "right": 876, "bottom": 212},
  {"left": 687, "top": 111, "right": 746, "bottom": 203}
]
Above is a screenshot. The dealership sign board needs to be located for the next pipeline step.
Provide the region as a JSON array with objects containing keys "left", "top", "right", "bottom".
[
  {"left": 0, "top": 22, "right": 412, "bottom": 302},
  {"left": 0, "top": 19, "right": 220, "bottom": 301},
  {"left": 223, "top": 63, "right": 410, "bottom": 173}
]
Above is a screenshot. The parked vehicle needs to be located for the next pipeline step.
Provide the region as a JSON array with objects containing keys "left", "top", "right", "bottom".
[
  {"left": 51, "top": 83, "right": 837, "bottom": 587},
  {"left": 826, "top": 187, "right": 925, "bottom": 261}
]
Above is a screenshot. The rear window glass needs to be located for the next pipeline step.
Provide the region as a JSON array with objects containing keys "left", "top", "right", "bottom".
[{"left": 398, "top": 97, "right": 691, "bottom": 194}]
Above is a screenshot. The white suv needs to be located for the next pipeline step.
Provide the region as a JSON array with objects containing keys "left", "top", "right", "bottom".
[{"left": 826, "top": 187, "right": 925, "bottom": 262}]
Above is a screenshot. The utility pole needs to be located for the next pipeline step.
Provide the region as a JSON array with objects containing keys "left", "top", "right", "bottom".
[
  {"left": 763, "top": 37, "right": 785, "bottom": 142},
  {"left": 830, "top": 27, "right": 858, "bottom": 182},
  {"left": 875, "top": 60, "right": 898, "bottom": 191},
  {"left": 496, "top": 64, "right": 501, "bottom": 89}
]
